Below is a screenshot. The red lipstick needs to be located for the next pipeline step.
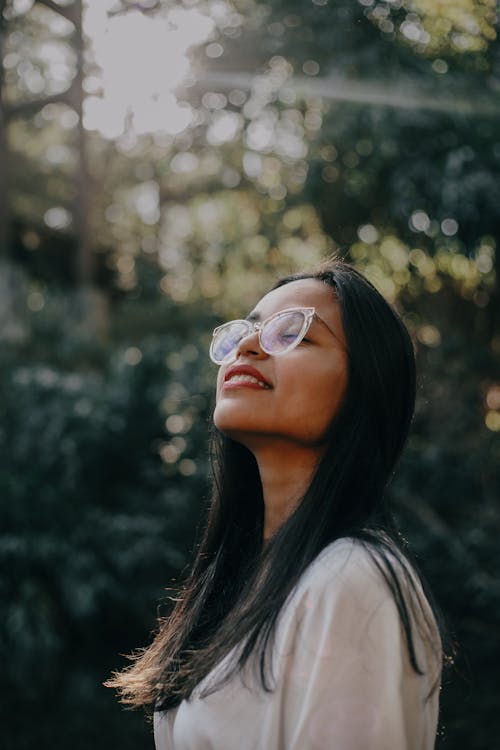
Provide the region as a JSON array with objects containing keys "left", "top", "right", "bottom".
[{"left": 223, "top": 364, "right": 271, "bottom": 389}]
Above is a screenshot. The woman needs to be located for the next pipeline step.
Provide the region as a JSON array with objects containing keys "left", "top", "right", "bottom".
[{"left": 108, "top": 261, "right": 444, "bottom": 749}]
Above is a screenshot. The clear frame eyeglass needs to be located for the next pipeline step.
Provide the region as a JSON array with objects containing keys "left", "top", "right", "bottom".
[{"left": 209, "top": 306, "right": 338, "bottom": 365}]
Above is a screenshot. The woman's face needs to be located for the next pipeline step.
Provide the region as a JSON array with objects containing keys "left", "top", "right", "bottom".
[{"left": 213, "top": 278, "right": 348, "bottom": 452}]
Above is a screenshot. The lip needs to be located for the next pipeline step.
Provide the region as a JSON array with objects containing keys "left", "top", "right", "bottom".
[{"left": 223, "top": 364, "right": 272, "bottom": 390}]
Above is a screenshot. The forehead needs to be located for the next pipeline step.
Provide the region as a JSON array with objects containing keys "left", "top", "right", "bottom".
[{"left": 250, "top": 278, "right": 345, "bottom": 341}]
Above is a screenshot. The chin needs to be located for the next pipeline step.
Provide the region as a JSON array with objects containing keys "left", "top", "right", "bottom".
[
  {"left": 213, "top": 405, "right": 235, "bottom": 435},
  {"left": 213, "top": 411, "right": 251, "bottom": 437},
  {"left": 213, "top": 407, "right": 261, "bottom": 446}
]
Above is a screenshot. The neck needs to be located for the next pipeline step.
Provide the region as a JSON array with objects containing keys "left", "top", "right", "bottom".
[{"left": 250, "top": 441, "right": 322, "bottom": 542}]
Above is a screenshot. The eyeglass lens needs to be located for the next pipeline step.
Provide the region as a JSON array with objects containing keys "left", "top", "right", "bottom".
[
  {"left": 211, "top": 320, "right": 251, "bottom": 363},
  {"left": 260, "top": 310, "right": 306, "bottom": 353}
]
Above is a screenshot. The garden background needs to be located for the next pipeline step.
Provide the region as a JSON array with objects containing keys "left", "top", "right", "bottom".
[{"left": 1, "top": 0, "right": 499, "bottom": 748}]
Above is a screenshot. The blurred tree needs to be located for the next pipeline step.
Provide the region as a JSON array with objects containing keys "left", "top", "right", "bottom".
[
  {"left": 0, "top": 0, "right": 115, "bottom": 352},
  {"left": 0, "top": 0, "right": 117, "bottom": 345}
]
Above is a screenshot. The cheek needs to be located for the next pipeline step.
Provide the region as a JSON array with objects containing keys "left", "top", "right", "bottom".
[
  {"left": 285, "top": 362, "right": 348, "bottom": 432},
  {"left": 215, "top": 368, "right": 225, "bottom": 398}
]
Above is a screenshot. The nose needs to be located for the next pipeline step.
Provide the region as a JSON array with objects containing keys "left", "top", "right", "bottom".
[{"left": 235, "top": 328, "right": 268, "bottom": 360}]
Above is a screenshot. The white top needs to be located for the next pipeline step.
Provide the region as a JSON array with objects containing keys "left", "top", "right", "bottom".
[{"left": 154, "top": 538, "right": 441, "bottom": 750}]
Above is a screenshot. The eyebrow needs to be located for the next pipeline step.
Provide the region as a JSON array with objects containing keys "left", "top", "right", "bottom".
[
  {"left": 246, "top": 311, "right": 261, "bottom": 322},
  {"left": 245, "top": 309, "right": 323, "bottom": 335}
]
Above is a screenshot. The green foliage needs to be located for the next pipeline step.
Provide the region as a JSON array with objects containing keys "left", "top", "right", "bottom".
[
  {"left": 0, "top": 297, "right": 213, "bottom": 668},
  {"left": 393, "top": 326, "right": 500, "bottom": 746}
]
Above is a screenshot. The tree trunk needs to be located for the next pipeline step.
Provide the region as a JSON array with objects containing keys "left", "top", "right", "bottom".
[
  {"left": 72, "top": 0, "right": 93, "bottom": 287},
  {"left": 0, "top": 0, "right": 10, "bottom": 256}
]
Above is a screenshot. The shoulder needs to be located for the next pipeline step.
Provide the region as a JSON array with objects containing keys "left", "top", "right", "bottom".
[
  {"left": 271, "top": 538, "right": 405, "bottom": 678},
  {"left": 275, "top": 538, "right": 395, "bottom": 642},
  {"left": 295, "top": 536, "right": 397, "bottom": 601},
  {"left": 279, "top": 535, "right": 442, "bottom": 679},
  {"left": 281, "top": 535, "right": 438, "bottom": 649}
]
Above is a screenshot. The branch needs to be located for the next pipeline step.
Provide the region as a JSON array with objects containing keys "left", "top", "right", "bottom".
[
  {"left": 4, "top": 84, "right": 76, "bottom": 119},
  {"left": 108, "top": 1, "right": 162, "bottom": 18},
  {"left": 35, "top": 0, "right": 77, "bottom": 25}
]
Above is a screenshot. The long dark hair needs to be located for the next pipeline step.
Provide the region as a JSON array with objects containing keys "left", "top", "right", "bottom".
[{"left": 107, "top": 260, "right": 443, "bottom": 711}]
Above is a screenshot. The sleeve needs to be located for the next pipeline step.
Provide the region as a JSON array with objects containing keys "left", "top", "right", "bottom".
[{"left": 271, "top": 543, "right": 440, "bottom": 750}]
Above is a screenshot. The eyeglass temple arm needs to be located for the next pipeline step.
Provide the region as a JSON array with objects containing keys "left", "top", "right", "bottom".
[{"left": 313, "top": 313, "right": 345, "bottom": 347}]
